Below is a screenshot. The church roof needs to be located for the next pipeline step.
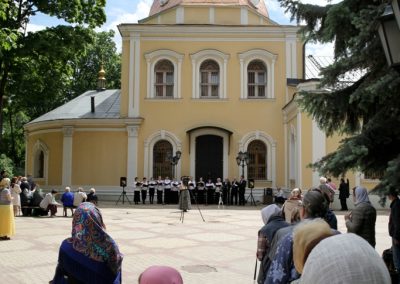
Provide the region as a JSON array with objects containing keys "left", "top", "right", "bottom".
[
  {"left": 27, "top": 89, "right": 121, "bottom": 125},
  {"left": 149, "top": 0, "right": 269, "bottom": 18}
]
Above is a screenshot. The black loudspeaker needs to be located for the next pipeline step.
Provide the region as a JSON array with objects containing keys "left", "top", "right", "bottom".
[
  {"left": 120, "top": 177, "right": 127, "bottom": 187},
  {"left": 248, "top": 179, "right": 255, "bottom": 189}
]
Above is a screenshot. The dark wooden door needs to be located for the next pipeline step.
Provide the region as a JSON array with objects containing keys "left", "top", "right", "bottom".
[{"left": 195, "top": 135, "right": 223, "bottom": 181}]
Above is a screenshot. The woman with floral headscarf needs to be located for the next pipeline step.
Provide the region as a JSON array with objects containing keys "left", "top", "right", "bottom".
[
  {"left": 345, "top": 186, "right": 377, "bottom": 247},
  {"left": 52, "top": 202, "right": 123, "bottom": 284}
]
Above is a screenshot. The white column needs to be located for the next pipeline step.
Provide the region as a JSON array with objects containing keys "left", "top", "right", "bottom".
[
  {"left": 176, "top": 7, "right": 184, "bottom": 23},
  {"left": 177, "top": 57, "right": 183, "bottom": 99},
  {"left": 128, "top": 38, "right": 135, "bottom": 116},
  {"left": 271, "top": 142, "right": 277, "bottom": 187},
  {"left": 133, "top": 33, "right": 140, "bottom": 117},
  {"left": 283, "top": 120, "right": 288, "bottom": 188},
  {"left": 296, "top": 112, "right": 303, "bottom": 188},
  {"left": 209, "top": 7, "right": 215, "bottom": 24},
  {"left": 285, "top": 35, "right": 297, "bottom": 78},
  {"left": 239, "top": 58, "right": 245, "bottom": 99},
  {"left": 312, "top": 119, "right": 326, "bottom": 186},
  {"left": 240, "top": 7, "right": 248, "bottom": 25},
  {"left": 62, "top": 126, "right": 74, "bottom": 186},
  {"left": 223, "top": 58, "right": 228, "bottom": 99},
  {"left": 127, "top": 126, "right": 139, "bottom": 186}
]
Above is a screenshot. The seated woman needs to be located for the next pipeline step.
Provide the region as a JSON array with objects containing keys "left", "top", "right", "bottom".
[
  {"left": 52, "top": 202, "right": 123, "bottom": 284},
  {"left": 86, "top": 188, "right": 98, "bottom": 206}
]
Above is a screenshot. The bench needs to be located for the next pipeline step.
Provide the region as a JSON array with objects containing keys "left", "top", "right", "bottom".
[{"left": 20, "top": 206, "right": 42, "bottom": 216}]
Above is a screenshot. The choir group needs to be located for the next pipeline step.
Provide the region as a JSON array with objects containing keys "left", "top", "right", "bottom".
[{"left": 131, "top": 176, "right": 248, "bottom": 206}]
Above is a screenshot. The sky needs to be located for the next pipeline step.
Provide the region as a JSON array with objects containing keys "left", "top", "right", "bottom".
[{"left": 27, "top": 0, "right": 336, "bottom": 56}]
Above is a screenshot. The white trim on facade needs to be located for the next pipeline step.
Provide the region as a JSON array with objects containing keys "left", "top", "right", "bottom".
[
  {"left": 62, "top": 126, "right": 74, "bottom": 187},
  {"left": 144, "top": 130, "right": 182, "bottom": 178},
  {"left": 239, "top": 130, "right": 276, "bottom": 186},
  {"left": 127, "top": 126, "right": 140, "bottom": 186},
  {"left": 144, "top": 49, "right": 184, "bottom": 99},
  {"left": 240, "top": 7, "right": 248, "bottom": 25},
  {"left": 176, "top": 7, "right": 184, "bottom": 23},
  {"left": 134, "top": 33, "right": 141, "bottom": 117},
  {"left": 238, "top": 49, "right": 277, "bottom": 99},
  {"left": 119, "top": 25, "right": 300, "bottom": 36},
  {"left": 190, "top": 49, "right": 230, "bottom": 99},
  {"left": 296, "top": 113, "right": 302, "bottom": 189},
  {"left": 312, "top": 119, "right": 325, "bottom": 187},
  {"left": 285, "top": 35, "right": 297, "bottom": 78},
  {"left": 32, "top": 139, "right": 49, "bottom": 185},
  {"left": 129, "top": 38, "right": 135, "bottom": 117},
  {"left": 209, "top": 7, "right": 215, "bottom": 24},
  {"left": 189, "top": 128, "right": 229, "bottom": 179},
  {"left": 289, "top": 125, "right": 297, "bottom": 185}
]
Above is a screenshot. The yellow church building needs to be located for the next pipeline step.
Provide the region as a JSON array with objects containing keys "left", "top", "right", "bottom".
[{"left": 23, "top": 0, "right": 378, "bottom": 200}]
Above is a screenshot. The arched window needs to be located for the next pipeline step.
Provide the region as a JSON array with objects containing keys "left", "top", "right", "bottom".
[
  {"left": 247, "top": 140, "right": 267, "bottom": 180},
  {"left": 34, "top": 150, "right": 44, "bottom": 178},
  {"left": 153, "top": 140, "right": 173, "bottom": 178},
  {"left": 200, "top": 59, "right": 219, "bottom": 98},
  {"left": 154, "top": 59, "right": 174, "bottom": 97},
  {"left": 247, "top": 60, "right": 267, "bottom": 98}
]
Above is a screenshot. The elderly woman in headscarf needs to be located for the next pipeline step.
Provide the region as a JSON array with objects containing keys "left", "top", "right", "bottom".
[
  {"left": 138, "top": 266, "right": 183, "bottom": 284},
  {"left": 52, "top": 202, "right": 123, "bottom": 284},
  {"left": 256, "top": 204, "right": 289, "bottom": 284},
  {"left": 345, "top": 186, "right": 377, "bottom": 247},
  {"left": 298, "top": 233, "right": 390, "bottom": 284}
]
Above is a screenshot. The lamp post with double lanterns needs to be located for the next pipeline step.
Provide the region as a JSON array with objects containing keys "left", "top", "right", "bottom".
[
  {"left": 378, "top": 0, "right": 400, "bottom": 71},
  {"left": 167, "top": 150, "right": 181, "bottom": 179},
  {"left": 236, "top": 151, "right": 249, "bottom": 177}
]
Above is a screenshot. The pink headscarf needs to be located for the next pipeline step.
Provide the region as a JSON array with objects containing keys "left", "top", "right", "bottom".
[{"left": 139, "top": 266, "right": 183, "bottom": 284}]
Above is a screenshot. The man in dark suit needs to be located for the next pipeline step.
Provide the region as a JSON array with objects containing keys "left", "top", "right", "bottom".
[{"left": 238, "top": 175, "right": 246, "bottom": 205}]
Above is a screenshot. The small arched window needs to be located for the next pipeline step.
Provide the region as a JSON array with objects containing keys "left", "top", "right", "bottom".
[
  {"left": 153, "top": 140, "right": 173, "bottom": 178},
  {"left": 247, "top": 60, "right": 267, "bottom": 98},
  {"left": 34, "top": 150, "right": 44, "bottom": 178},
  {"left": 247, "top": 140, "right": 267, "bottom": 180},
  {"left": 154, "top": 60, "right": 174, "bottom": 97},
  {"left": 200, "top": 60, "right": 219, "bottom": 98}
]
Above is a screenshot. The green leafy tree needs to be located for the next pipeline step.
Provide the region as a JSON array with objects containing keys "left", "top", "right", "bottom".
[
  {"left": 69, "top": 30, "right": 121, "bottom": 99},
  {"left": 278, "top": 0, "right": 400, "bottom": 194},
  {"left": 3, "top": 28, "right": 120, "bottom": 167},
  {"left": 0, "top": 0, "right": 106, "bottom": 145}
]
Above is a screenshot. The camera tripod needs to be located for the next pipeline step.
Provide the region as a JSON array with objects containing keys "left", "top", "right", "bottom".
[
  {"left": 116, "top": 186, "right": 132, "bottom": 205},
  {"left": 246, "top": 187, "right": 256, "bottom": 206},
  {"left": 179, "top": 187, "right": 205, "bottom": 223}
]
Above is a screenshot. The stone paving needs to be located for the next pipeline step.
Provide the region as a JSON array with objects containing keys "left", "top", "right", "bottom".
[{"left": 0, "top": 203, "right": 392, "bottom": 284}]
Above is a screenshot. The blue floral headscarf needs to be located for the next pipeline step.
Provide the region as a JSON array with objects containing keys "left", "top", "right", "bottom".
[{"left": 67, "top": 202, "right": 123, "bottom": 274}]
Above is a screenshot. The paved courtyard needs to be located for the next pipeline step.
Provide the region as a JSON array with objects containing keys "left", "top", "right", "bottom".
[{"left": 0, "top": 204, "right": 392, "bottom": 284}]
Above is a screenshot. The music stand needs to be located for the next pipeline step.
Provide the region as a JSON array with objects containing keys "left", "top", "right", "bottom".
[
  {"left": 246, "top": 179, "right": 256, "bottom": 206},
  {"left": 116, "top": 177, "right": 132, "bottom": 205}
]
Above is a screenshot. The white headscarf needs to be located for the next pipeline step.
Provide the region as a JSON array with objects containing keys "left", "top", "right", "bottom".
[
  {"left": 299, "top": 233, "right": 390, "bottom": 284},
  {"left": 354, "top": 186, "right": 370, "bottom": 205},
  {"left": 261, "top": 204, "right": 281, "bottom": 225}
]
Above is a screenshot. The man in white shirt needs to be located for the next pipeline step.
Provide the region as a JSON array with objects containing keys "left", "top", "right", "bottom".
[
  {"left": 73, "top": 187, "right": 87, "bottom": 207},
  {"left": 39, "top": 189, "right": 59, "bottom": 217}
]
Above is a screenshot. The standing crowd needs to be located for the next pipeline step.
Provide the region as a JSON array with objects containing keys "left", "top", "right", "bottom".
[{"left": 256, "top": 176, "right": 399, "bottom": 284}]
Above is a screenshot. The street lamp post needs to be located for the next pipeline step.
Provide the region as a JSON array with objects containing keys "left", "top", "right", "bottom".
[
  {"left": 378, "top": 1, "right": 400, "bottom": 71},
  {"left": 167, "top": 150, "right": 181, "bottom": 179},
  {"left": 236, "top": 151, "right": 249, "bottom": 177}
]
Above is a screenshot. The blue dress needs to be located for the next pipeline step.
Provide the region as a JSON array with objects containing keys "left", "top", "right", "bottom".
[{"left": 53, "top": 240, "right": 121, "bottom": 284}]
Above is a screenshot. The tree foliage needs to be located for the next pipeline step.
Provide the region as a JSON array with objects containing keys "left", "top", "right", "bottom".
[
  {"left": 2, "top": 28, "right": 121, "bottom": 169},
  {"left": 0, "top": 0, "right": 106, "bottom": 145},
  {"left": 279, "top": 0, "right": 400, "bottom": 194}
]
